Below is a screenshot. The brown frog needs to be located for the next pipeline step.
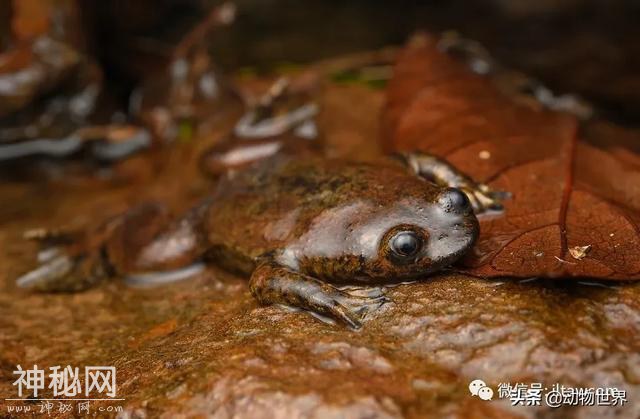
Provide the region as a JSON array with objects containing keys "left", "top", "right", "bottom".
[{"left": 17, "top": 148, "right": 505, "bottom": 328}]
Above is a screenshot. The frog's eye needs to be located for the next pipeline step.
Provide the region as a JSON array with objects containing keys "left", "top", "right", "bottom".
[{"left": 390, "top": 231, "right": 422, "bottom": 259}]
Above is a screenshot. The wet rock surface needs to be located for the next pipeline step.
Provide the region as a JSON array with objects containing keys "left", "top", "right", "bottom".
[{"left": 1, "top": 80, "right": 639, "bottom": 418}]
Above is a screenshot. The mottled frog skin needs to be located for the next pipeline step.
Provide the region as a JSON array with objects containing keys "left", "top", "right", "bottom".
[
  {"left": 209, "top": 156, "right": 479, "bottom": 280},
  {"left": 18, "top": 152, "right": 505, "bottom": 328}
]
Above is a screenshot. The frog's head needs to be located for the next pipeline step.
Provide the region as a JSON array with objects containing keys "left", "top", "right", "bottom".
[
  {"left": 354, "top": 187, "right": 479, "bottom": 281},
  {"left": 283, "top": 186, "right": 479, "bottom": 282}
]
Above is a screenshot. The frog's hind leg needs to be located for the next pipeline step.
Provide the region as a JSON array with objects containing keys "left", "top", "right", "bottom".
[
  {"left": 249, "top": 261, "right": 389, "bottom": 329},
  {"left": 17, "top": 220, "right": 121, "bottom": 291},
  {"left": 17, "top": 201, "right": 210, "bottom": 291},
  {"left": 395, "top": 151, "right": 510, "bottom": 213},
  {"left": 105, "top": 201, "right": 211, "bottom": 288}
]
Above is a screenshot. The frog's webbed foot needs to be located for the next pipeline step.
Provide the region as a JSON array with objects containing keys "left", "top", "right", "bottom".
[
  {"left": 17, "top": 220, "right": 118, "bottom": 291},
  {"left": 329, "top": 290, "right": 389, "bottom": 328},
  {"left": 16, "top": 229, "right": 107, "bottom": 292},
  {"left": 395, "top": 151, "right": 510, "bottom": 214},
  {"left": 16, "top": 252, "right": 105, "bottom": 292},
  {"left": 16, "top": 202, "right": 205, "bottom": 292},
  {"left": 250, "top": 262, "right": 389, "bottom": 329},
  {"left": 458, "top": 183, "right": 511, "bottom": 214}
]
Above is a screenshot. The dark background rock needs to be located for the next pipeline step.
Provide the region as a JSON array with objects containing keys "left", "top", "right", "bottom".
[{"left": 81, "top": 0, "right": 640, "bottom": 123}]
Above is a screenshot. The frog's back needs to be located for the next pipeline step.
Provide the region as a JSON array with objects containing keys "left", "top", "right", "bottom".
[{"left": 204, "top": 155, "right": 426, "bottom": 272}]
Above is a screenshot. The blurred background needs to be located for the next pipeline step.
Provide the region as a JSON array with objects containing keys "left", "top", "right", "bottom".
[
  {"left": 2, "top": 0, "right": 639, "bottom": 176},
  {"left": 78, "top": 0, "right": 640, "bottom": 123}
]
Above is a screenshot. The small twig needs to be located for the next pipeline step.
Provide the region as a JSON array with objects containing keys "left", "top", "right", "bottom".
[{"left": 173, "top": 2, "right": 236, "bottom": 59}]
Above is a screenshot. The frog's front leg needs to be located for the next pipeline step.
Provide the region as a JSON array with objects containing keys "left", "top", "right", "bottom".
[
  {"left": 249, "top": 261, "right": 388, "bottom": 329},
  {"left": 396, "top": 151, "right": 509, "bottom": 213}
]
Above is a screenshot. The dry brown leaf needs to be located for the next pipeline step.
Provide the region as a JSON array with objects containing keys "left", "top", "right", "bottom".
[{"left": 383, "top": 35, "right": 640, "bottom": 280}]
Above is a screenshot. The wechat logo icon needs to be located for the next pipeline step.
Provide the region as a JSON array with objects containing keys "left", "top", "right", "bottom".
[{"left": 469, "top": 379, "right": 494, "bottom": 401}]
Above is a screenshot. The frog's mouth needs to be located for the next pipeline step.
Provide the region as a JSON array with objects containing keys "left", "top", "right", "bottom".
[
  {"left": 421, "top": 217, "right": 480, "bottom": 272},
  {"left": 330, "top": 198, "right": 479, "bottom": 282}
]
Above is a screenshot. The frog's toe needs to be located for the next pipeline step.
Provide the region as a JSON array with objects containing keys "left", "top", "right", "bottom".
[
  {"left": 16, "top": 255, "right": 101, "bottom": 292},
  {"left": 336, "top": 285, "right": 387, "bottom": 298},
  {"left": 250, "top": 264, "right": 389, "bottom": 329},
  {"left": 463, "top": 184, "right": 510, "bottom": 213},
  {"left": 37, "top": 246, "right": 62, "bottom": 263},
  {"left": 16, "top": 254, "right": 74, "bottom": 289},
  {"left": 332, "top": 292, "right": 390, "bottom": 329},
  {"left": 482, "top": 189, "right": 511, "bottom": 211},
  {"left": 16, "top": 250, "right": 103, "bottom": 292},
  {"left": 23, "top": 227, "right": 80, "bottom": 247},
  {"left": 479, "top": 184, "right": 511, "bottom": 200}
]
